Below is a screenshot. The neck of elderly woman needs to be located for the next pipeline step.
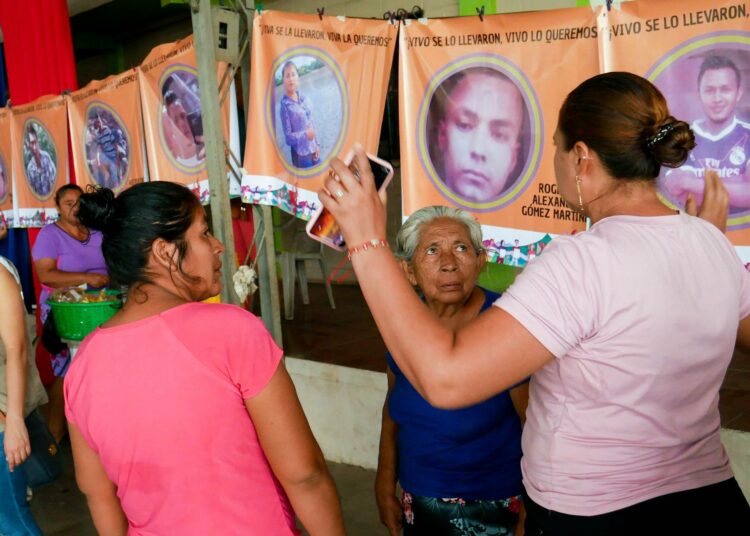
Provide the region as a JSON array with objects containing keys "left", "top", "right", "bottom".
[{"left": 422, "top": 286, "right": 484, "bottom": 327}]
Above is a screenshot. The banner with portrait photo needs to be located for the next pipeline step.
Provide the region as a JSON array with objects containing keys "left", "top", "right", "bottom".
[
  {"left": 242, "top": 10, "right": 396, "bottom": 220},
  {"left": 0, "top": 108, "right": 14, "bottom": 227},
  {"left": 68, "top": 68, "right": 145, "bottom": 194},
  {"left": 139, "top": 35, "right": 231, "bottom": 202},
  {"left": 604, "top": 0, "right": 750, "bottom": 254},
  {"left": 399, "top": 8, "right": 598, "bottom": 265},
  {"left": 10, "top": 95, "right": 68, "bottom": 227}
]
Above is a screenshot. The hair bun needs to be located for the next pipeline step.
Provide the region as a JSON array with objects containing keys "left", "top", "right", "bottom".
[
  {"left": 644, "top": 118, "right": 696, "bottom": 168},
  {"left": 78, "top": 187, "right": 117, "bottom": 232}
]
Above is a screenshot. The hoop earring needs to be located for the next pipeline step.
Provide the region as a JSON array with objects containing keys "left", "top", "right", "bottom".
[{"left": 575, "top": 175, "right": 584, "bottom": 213}]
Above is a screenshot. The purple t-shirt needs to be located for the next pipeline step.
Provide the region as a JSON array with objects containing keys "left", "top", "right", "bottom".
[{"left": 31, "top": 223, "right": 107, "bottom": 302}]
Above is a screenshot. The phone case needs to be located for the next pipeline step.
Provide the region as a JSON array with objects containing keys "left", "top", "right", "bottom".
[{"left": 305, "top": 151, "right": 394, "bottom": 251}]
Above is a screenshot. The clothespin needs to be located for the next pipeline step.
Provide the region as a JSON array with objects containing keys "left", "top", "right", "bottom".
[
  {"left": 61, "top": 89, "right": 71, "bottom": 96},
  {"left": 316, "top": 7, "right": 324, "bottom": 20},
  {"left": 476, "top": 5, "right": 485, "bottom": 22},
  {"left": 606, "top": 0, "right": 613, "bottom": 11},
  {"left": 255, "top": 2, "right": 263, "bottom": 14}
]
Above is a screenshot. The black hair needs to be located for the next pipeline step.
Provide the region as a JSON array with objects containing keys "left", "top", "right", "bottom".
[
  {"left": 161, "top": 74, "right": 175, "bottom": 97},
  {"left": 25, "top": 123, "right": 38, "bottom": 139},
  {"left": 77, "top": 182, "right": 201, "bottom": 288},
  {"left": 164, "top": 89, "right": 179, "bottom": 107},
  {"left": 698, "top": 55, "right": 741, "bottom": 88},
  {"left": 282, "top": 61, "right": 299, "bottom": 77},
  {"left": 558, "top": 72, "right": 695, "bottom": 180},
  {"left": 54, "top": 184, "right": 83, "bottom": 206}
]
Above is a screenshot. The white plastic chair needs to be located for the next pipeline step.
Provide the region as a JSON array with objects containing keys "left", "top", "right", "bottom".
[{"left": 280, "top": 226, "right": 335, "bottom": 320}]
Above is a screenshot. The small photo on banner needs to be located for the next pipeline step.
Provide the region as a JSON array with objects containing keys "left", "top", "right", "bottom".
[
  {"left": 242, "top": 10, "right": 396, "bottom": 219},
  {"left": 139, "top": 35, "right": 230, "bottom": 201},
  {"left": 605, "top": 0, "right": 750, "bottom": 250},
  {"left": 399, "top": 7, "right": 598, "bottom": 265},
  {"left": 0, "top": 107, "right": 14, "bottom": 226},
  {"left": 10, "top": 95, "right": 68, "bottom": 227},
  {"left": 68, "top": 68, "right": 145, "bottom": 194}
]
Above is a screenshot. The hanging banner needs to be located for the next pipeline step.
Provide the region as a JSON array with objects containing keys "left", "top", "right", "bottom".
[
  {"left": 399, "top": 8, "right": 598, "bottom": 264},
  {"left": 242, "top": 10, "right": 397, "bottom": 220},
  {"left": 0, "top": 108, "right": 14, "bottom": 227},
  {"left": 139, "top": 35, "right": 230, "bottom": 201},
  {"left": 11, "top": 95, "right": 68, "bottom": 227},
  {"left": 604, "top": 0, "right": 750, "bottom": 255},
  {"left": 68, "top": 68, "right": 145, "bottom": 194}
]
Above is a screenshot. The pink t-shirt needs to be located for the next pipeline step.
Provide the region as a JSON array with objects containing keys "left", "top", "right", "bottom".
[
  {"left": 496, "top": 213, "right": 750, "bottom": 516},
  {"left": 64, "top": 303, "right": 298, "bottom": 535}
]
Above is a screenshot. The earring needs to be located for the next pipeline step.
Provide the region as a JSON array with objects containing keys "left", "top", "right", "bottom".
[{"left": 575, "top": 175, "right": 584, "bottom": 213}]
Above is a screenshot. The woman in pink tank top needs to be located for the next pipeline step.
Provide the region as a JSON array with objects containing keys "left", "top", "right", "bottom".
[{"left": 64, "top": 182, "right": 345, "bottom": 535}]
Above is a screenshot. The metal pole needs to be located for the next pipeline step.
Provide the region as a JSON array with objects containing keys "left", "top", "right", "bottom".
[
  {"left": 238, "top": 4, "right": 283, "bottom": 345},
  {"left": 190, "top": 0, "right": 238, "bottom": 305},
  {"left": 253, "top": 205, "right": 283, "bottom": 346}
]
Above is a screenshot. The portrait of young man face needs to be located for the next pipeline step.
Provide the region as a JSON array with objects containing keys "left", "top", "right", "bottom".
[
  {"left": 27, "top": 130, "right": 41, "bottom": 160},
  {"left": 437, "top": 69, "right": 525, "bottom": 203},
  {"left": 698, "top": 64, "right": 742, "bottom": 130}
]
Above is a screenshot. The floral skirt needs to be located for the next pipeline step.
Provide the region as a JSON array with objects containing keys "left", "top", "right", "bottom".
[{"left": 402, "top": 490, "right": 522, "bottom": 536}]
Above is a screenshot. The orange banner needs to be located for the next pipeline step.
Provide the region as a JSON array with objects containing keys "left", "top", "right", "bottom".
[
  {"left": 0, "top": 108, "right": 13, "bottom": 226},
  {"left": 605, "top": 0, "right": 750, "bottom": 250},
  {"left": 139, "top": 35, "right": 229, "bottom": 199},
  {"left": 242, "top": 10, "right": 396, "bottom": 219},
  {"left": 399, "top": 8, "right": 599, "bottom": 260},
  {"left": 68, "top": 68, "right": 145, "bottom": 194},
  {"left": 11, "top": 95, "right": 68, "bottom": 227}
]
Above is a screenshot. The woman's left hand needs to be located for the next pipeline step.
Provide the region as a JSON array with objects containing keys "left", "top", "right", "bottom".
[
  {"left": 3, "top": 413, "right": 31, "bottom": 471},
  {"left": 319, "top": 145, "right": 388, "bottom": 248}
]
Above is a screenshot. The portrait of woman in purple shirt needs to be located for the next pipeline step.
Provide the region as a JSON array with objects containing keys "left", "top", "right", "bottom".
[{"left": 279, "top": 61, "right": 320, "bottom": 169}]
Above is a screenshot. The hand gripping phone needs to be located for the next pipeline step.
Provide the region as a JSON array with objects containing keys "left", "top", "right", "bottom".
[{"left": 306, "top": 151, "right": 394, "bottom": 251}]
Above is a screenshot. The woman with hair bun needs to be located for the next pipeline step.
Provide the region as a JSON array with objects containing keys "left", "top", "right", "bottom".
[
  {"left": 321, "top": 72, "right": 749, "bottom": 534},
  {"left": 65, "top": 182, "right": 345, "bottom": 535}
]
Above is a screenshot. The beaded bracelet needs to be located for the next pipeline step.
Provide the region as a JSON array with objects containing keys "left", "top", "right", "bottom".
[{"left": 347, "top": 239, "right": 389, "bottom": 260}]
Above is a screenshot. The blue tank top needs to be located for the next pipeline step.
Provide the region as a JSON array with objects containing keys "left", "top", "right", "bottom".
[{"left": 386, "top": 289, "right": 524, "bottom": 500}]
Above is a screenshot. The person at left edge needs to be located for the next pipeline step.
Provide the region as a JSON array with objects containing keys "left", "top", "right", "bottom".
[{"left": 0, "top": 255, "right": 47, "bottom": 536}]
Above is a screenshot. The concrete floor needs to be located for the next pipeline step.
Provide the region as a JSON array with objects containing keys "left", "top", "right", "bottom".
[{"left": 29, "top": 440, "right": 381, "bottom": 535}]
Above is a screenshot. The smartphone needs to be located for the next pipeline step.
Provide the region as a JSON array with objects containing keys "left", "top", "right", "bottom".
[{"left": 306, "top": 151, "right": 394, "bottom": 251}]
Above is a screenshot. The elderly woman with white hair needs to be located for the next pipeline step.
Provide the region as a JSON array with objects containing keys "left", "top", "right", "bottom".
[{"left": 375, "top": 206, "right": 529, "bottom": 536}]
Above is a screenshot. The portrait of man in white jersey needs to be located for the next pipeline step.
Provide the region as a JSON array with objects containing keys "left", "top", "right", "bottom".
[{"left": 661, "top": 55, "right": 750, "bottom": 213}]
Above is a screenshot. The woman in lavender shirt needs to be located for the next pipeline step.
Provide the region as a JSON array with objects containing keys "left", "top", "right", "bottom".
[
  {"left": 32, "top": 184, "right": 108, "bottom": 442},
  {"left": 279, "top": 61, "right": 320, "bottom": 169}
]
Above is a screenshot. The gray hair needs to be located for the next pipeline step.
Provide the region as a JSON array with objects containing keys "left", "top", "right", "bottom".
[{"left": 395, "top": 206, "right": 484, "bottom": 262}]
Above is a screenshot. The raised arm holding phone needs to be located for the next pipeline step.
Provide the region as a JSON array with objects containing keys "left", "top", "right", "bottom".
[{"left": 320, "top": 72, "right": 749, "bottom": 534}]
